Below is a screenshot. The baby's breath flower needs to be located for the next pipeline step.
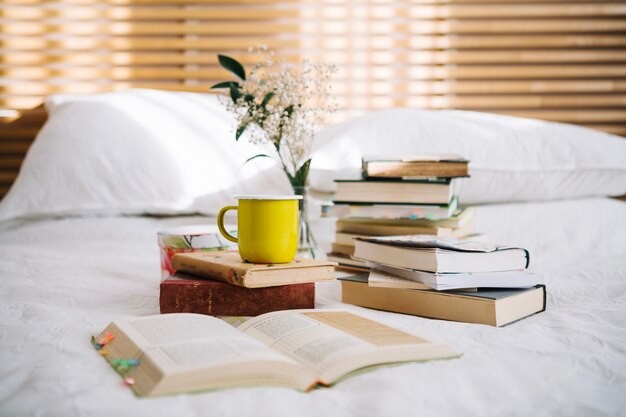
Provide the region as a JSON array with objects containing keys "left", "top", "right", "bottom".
[{"left": 216, "top": 47, "right": 338, "bottom": 186}]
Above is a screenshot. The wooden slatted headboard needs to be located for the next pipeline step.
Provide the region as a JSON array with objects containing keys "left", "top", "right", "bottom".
[
  {"left": 1, "top": 0, "right": 625, "bottom": 200},
  {"left": 0, "top": 107, "right": 47, "bottom": 199}
]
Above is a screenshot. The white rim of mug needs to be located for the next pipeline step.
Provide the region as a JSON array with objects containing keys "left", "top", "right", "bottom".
[{"left": 233, "top": 194, "right": 303, "bottom": 200}]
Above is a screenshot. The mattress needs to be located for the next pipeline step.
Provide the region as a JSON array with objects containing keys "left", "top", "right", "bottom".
[{"left": 0, "top": 197, "right": 625, "bottom": 416}]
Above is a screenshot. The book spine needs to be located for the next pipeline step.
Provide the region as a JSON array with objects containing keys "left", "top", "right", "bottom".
[
  {"left": 160, "top": 280, "right": 315, "bottom": 316},
  {"left": 171, "top": 255, "right": 247, "bottom": 286}
]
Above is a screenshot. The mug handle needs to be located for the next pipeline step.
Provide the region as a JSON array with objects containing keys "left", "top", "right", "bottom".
[{"left": 217, "top": 205, "right": 238, "bottom": 243}]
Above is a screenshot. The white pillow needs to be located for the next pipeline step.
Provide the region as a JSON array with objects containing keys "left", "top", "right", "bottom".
[
  {"left": 309, "top": 109, "right": 626, "bottom": 204},
  {"left": 0, "top": 89, "right": 290, "bottom": 222}
]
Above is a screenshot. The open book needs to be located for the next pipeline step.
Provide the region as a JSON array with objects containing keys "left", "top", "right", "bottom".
[{"left": 93, "top": 309, "right": 459, "bottom": 396}]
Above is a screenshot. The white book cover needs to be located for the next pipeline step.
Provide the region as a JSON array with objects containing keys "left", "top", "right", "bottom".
[{"left": 373, "top": 264, "right": 543, "bottom": 291}]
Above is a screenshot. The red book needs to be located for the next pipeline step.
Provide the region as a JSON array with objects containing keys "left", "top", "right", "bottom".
[{"left": 160, "top": 273, "right": 315, "bottom": 316}]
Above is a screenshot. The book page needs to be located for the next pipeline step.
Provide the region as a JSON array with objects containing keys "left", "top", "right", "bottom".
[
  {"left": 121, "top": 313, "right": 237, "bottom": 346},
  {"left": 114, "top": 313, "right": 298, "bottom": 373},
  {"left": 238, "top": 309, "right": 447, "bottom": 384},
  {"left": 368, "top": 269, "right": 432, "bottom": 290}
]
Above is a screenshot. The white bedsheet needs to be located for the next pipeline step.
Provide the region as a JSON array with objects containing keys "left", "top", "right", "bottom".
[{"left": 1, "top": 197, "right": 625, "bottom": 417}]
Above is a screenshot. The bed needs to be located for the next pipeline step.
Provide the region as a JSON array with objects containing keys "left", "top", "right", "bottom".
[{"left": 1, "top": 89, "right": 625, "bottom": 416}]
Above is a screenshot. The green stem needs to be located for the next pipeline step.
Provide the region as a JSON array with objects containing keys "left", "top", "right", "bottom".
[{"left": 275, "top": 150, "right": 292, "bottom": 184}]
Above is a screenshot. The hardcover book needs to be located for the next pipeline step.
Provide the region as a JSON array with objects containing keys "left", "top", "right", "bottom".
[
  {"left": 335, "top": 232, "right": 363, "bottom": 246},
  {"left": 171, "top": 251, "right": 336, "bottom": 288},
  {"left": 93, "top": 309, "right": 459, "bottom": 396},
  {"left": 325, "top": 253, "right": 370, "bottom": 272},
  {"left": 367, "top": 269, "right": 477, "bottom": 292},
  {"left": 333, "top": 225, "right": 475, "bottom": 249},
  {"left": 335, "top": 219, "right": 474, "bottom": 238},
  {"left": 340, "top": 274, "right": 546, "bottom": 327},
  {"left": 353, "top": 235, "right": 530, "bottom": 273},
  {"left": 362, "top": 154, "right": 469, "bottom": 179},
  {"left": 333, "top": 178, "right": 457, "bottom": 205},
  {"left": 371, "top": 264, "right": 543, "bottom": 291},
  {"left": 331, "top": 206, "right": 474, "bottom": 228},
  {"left": 331, "top": 242, "right": 355, "bottom": 257},
  {"left": 366, "top": 270, "right": 433, "bottom": 290},
  {"left": 322, "top": 197, "right": 459, "bottom": 221},
  {"left": 160, "top": 273, "right": 315, "bottom": 316}
]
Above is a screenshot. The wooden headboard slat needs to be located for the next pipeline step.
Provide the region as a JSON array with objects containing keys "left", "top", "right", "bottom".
[
  {"left": 1, "top": 1, "right": 625, "bottom": 200},
  {"left": 0, "top": 106, "right": 48, "bottom": 198}
]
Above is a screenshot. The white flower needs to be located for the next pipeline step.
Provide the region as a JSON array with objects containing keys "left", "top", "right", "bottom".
[{"left": 218, "top": 47, "right": 337, "bottom": 185}]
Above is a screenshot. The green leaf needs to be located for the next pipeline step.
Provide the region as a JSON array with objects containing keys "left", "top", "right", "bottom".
[
  {"left": 210, "top": 81, "right": 238, "bottom": 90},
  {"left": 235, "top": 124, "right": 247, "bottom": 141},
  {"left": 218, "top": 54, "right": 246, "bottom": 80},
  {"left": 284, "top": 104, "right": 295, "bottom": 117},
  {"left": 292, "top": 159, "right": 311, "bottom": 188},
  {"left": 244, "top": 94, "right": 255, "bottom": 103},
  {"left": 229, "top": 83, "right": 241, "bottom": 102},
  {"left": 261, "top": 91, "right": 275, "bottom": 107},
  {"left": 244, "top": 154, "right": 272, "bottom": 165}
]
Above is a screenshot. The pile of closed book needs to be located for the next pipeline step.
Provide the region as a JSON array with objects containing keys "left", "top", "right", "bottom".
[
  {"left": 323, "top": 154, "right": 474, "bottom": 270},
  {"left": 160, "top": 251, "right": 336, "bottom": 317},
  {"left": 324, "top": 155, "right": 546, "bottom": 326},
  {"left": 340, "top": 235, "right": 546, "bottom": 326}
]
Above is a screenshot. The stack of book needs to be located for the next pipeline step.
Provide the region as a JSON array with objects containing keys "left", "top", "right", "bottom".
[
  {"left": 323, "top": 154, "right": 473, "bottom": 270},
  {"left": 160, "top": 251, "right": 336, "bottom": 317},
  {"left": 340, "top": 235, "right": 546, "bottom": 326}
]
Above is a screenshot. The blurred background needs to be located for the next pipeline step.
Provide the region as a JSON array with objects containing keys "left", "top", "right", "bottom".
[{"left": 1, "top": 0, "right": 625, "bottom": 199}]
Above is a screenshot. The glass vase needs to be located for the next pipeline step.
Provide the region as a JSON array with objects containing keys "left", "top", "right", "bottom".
[{"left": 292, "top": 186, "right": 317, "bottom": 258}]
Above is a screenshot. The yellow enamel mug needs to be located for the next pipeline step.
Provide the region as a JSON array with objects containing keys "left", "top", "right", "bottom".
[{"left": 216, "top": 195, "right": 303, "bottom": 264}]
